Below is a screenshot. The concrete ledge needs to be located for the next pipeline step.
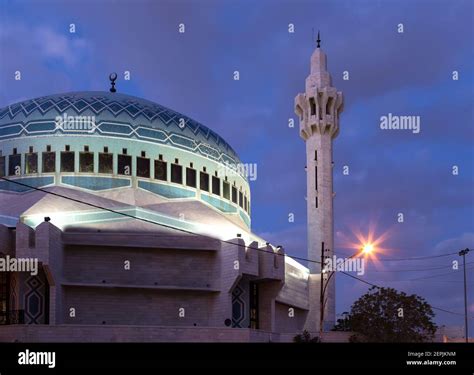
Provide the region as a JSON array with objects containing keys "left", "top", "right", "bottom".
[
  {"left": 62, "top": 282, "right": 220, "bottom": 292},
  {"left": 0, "top": 325, "right": 281, "bottom": 343},
  {"left": 62, "top": 232, "right": 221, "bottom": 251}
]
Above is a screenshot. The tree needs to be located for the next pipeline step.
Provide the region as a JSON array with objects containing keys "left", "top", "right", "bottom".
[
  {"left": 332, "top": 311, "right": 351, "bottom": 332},
  {"left": 293, "top": 330, "right": 320, "bottom": 343},
  {"left": 346, "top": 286, "right": 437, "bottom": 342}
]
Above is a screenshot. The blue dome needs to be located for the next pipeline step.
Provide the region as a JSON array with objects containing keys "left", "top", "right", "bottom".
[{"left": 0, "top": 91, "right": 241, "bottom": 166}]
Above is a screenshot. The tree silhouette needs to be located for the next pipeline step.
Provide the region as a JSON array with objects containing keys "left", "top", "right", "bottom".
[{"left": 347, "top": 286, "right": 437, "bottom": 342}]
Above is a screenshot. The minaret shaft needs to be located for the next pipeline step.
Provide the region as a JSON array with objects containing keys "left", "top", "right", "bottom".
[{"left": 294, "top": 44, "right": 344, "bottom": 332}]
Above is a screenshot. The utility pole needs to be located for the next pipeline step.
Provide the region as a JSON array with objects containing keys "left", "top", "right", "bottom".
[
  {"left": 459, "top": 248, "right": 470, "bottom": 343},
  {"left": 319, "top": 241, "right": 325, "bottom": 340}
]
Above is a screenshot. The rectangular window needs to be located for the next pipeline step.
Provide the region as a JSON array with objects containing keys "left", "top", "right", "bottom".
[
  {"left": 200, "top": 172, "right": 209, "bottom": 192},
  {"left": 314, "top": 149, "right": 317, "bottom": 161},
  {"left": 99, "top": 153, "right": 113, "bottom": 174},
  {"left": 315, "top": 196, "right": 318, "bottom": 208},
  {"left": 232, "top": 186, "right": 237, "bottom": 203},
  {"left": 309, "top": 97, "right": 316, "bottom": 116},
  {"left": 186, "top": 167, "right": 196, "bottom": 188},
  {"left": 244, "top": 196, "right": 248, "bottom": 212},
  {"left": 326, "top": 96, "right": 334, "bottom": 115},
  {"left": 60, "top": 151, "right": 75, "bottom": 172},
  {"left": 315, "top": 166, "right": 318, "bottom": 191},
  {"left": 223, "top": 181, "right": 230, "bottom": 199},
  {"left": 154, "top": 160, "right": 167, "bottom": 181},
  {"left": 118, "top": 154, "right": 132, "bottom": 176},
  {"left": 8, "top": 154, "right": 21, "bottom": 176},
  {"left": 318, "top": 92, "right": 323, "bottom": 120},
  {"left": 79, "top": 152, "right": 94, "bottom": 173},
  {"left": 25, "top": 153, "right": 38, "bottom": 174},
  {"left": 171, "top": 163, "right": 182, "bottom": 184},
  {"left": 0, "top": 156, "right": 5, "bottom": 177},
  {"left": 42, "top": 152, "right": 56, "bottom": 173},
  {"left": 136, "top": 157, "right": 150, "bottom": 178},
  {"left": 239, "top": 191, "right": 243, "bottom": 208},
  {"left": 212, "top": 176, "right": 220, "bottom": 196}
]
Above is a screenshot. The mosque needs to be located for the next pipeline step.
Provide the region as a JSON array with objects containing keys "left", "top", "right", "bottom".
[{"left": 0, "top": 40, "right": 344, "bottom": 342}]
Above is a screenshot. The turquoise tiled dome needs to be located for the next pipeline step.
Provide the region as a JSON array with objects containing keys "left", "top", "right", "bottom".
[{"left": 0, "top": 91, "right": 241, "bottom": 166}]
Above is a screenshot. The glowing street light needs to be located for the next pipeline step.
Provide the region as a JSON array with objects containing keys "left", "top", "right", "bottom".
[
  {"left": 320, "top": 240, "right": 378, "bottom": 339},
  {"left": 361, "top": 243, "right": 374, "bottom": 255}
]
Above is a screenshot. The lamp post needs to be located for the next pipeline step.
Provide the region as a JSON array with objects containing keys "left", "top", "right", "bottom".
[
  {"left": 459, "top": 248, "right": 470, "bottom": 343},
  {"left": 319, "top": 243, "right": 374, "bottom": 340}
]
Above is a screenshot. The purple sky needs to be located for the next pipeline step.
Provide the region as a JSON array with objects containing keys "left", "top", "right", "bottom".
[{"left": 1, "top": 0, "right": 473, "bottom": 328}]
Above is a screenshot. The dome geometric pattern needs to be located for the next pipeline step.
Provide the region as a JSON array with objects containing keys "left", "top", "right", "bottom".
[{"left": 0, "top": 92, "right": 241, "bottom": 168}]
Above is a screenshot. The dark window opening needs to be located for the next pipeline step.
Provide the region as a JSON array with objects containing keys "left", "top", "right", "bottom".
[
  {"left": 154, "top": 160, "right": 167, "bottom": 181},
  {"left": 99, "top": 153, "right": 113, "bottom": 174},
  {"left": 0, "top": 156, "right": 5, "bottom": 177},
  {"left": 137, "top": 157, "right": 150, "bottom": 178},
  {"left": 29, "top": 146, "right": 33, "bottom": 153},
  {"left": 326, "top": 97, "right": 334, "bottom": 115},
  {"left": 315, "top": 196, "right": 318, "bottom": 208},
  {"left": 315, "top": 166, "right": 318, "bottom": 191},
  {"left": 84, "top": 145, "right": 90, "bottom": 152},
  {"left": 0, "top": 271, "right": 9, "bottom": 325},
  {"left": 46, "top": 145, "right": 51, "bottom": 152},
  {"left": 212, "top": 176, "right": 220, "bottom": 196},
  {"left": 118, "top": 154, "right": 132, "bottom": 176},
  {"left": 8, "top": 154, "right": 21, "bottom": 176},
  {"left": 244, "top": 196, "right": 248, "bottom": 212},
  {"left": 314, "top": 149, "right": 317, "bottom": 161},
  {"left": 223, "top": 181, "right": 230, "bottom": 199},
  {"left": 186, "top": 168, "right": 196, "bottom": 188},
  {"left": 200, "top": 172, "right": 209, "bottom": 192},
  {"left": 249, "top": 281, "right": 259, "bottom": 329},
  {"left": 141, "top": 151, "right": 146, "bottom": 158},
  {"left": 25, "top": 153, "right": 38, "bottom": 174},
  {"left": 42, "top": 152, "right": 55, "bottom": 173},
  {"left": 60, "top": 151, "right": 75, "bottom": 172},
  {"left": 318, "top": 92, "right": 323, "bottom": 120},
  {"left": 158, "top": 154, "right": 163, "bottom": 161},
  {"left": 232, "top": 186, "right": 238, "bottom": 203},
  {"left": 309, "top": 97, "right": 316, "bottom": 116},
  {"left": 12, "top": 148, "right": 17, "bottom": 155},
  {"left": 122, "top": 148, "right": 127, "bottom": 155},
  {"left": 171, "top": 164, "right": 183, "bottom": 184},
  {"left": 79, "top": 152, "right": 94, "bottom": 173},
  {"left": 65, "top": 145, "right": 70, "bottom": 152},
  {"left": 239, "top": 191, "right": 243, "bottom": 208},
  {"left": 103, "top": 146, "right": 109, "bottom": 153}
]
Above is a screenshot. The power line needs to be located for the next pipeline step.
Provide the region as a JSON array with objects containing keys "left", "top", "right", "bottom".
[
  {"left": 407, "top": 267, "right": 474, "bottom": 282},
  {"left": 363, "top": 261, "right": 474, "bottom": 273},
  {"left": 340, "top": 271, "right": 474, "bottom": 318},
  {"left": 1, "top": 176, "right": 471, "bottom": 319},
  {"left": 0, "top": 176, "right": 320, "bottom": 265},
  {"left": 1, "top": 176, "right": 463, "bottom": 266},
  {"left": 336, "top": 251, "right": 459, "bottom": 262}
]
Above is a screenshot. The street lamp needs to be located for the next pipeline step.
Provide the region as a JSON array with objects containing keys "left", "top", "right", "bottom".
[
  {"left": 459, "top": 248, "right": 470, "bottom": 343},
  {"left": 319, "top": 243, "right": 374, "bottom": 340}
]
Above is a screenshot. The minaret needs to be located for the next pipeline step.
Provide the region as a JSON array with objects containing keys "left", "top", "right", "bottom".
[{"left": 294, "top": 32, "right": 344, "bottom": 331}]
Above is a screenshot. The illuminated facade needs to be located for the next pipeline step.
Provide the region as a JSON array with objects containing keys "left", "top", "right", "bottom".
[{"left": 0, "top": 42, "right": 340, "bottom": 342}]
